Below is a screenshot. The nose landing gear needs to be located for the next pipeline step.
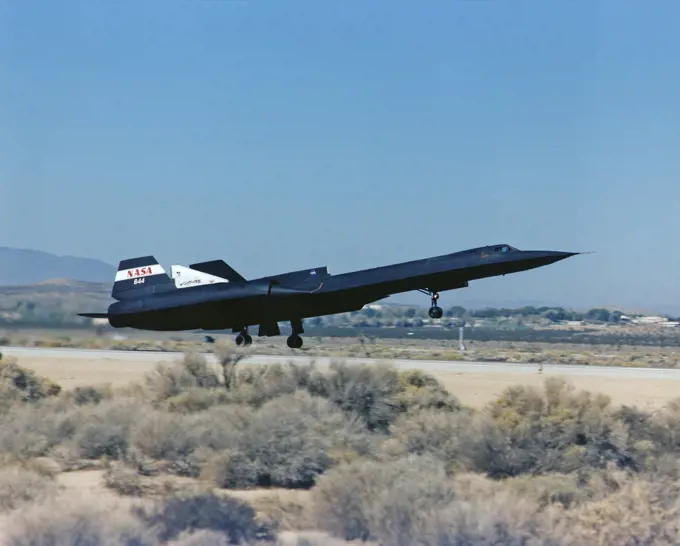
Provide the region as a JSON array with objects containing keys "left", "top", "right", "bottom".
[{"left": 419, "top": 289, "right": 443, "bottom": 319}]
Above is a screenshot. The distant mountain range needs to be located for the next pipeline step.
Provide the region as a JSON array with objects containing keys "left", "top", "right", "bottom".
[{"left": 0, "top": 247, "right": 115, "bottom": 286}]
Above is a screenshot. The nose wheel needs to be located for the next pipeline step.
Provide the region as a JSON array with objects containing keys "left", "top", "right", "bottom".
[
  {"left": 419, "top": 289, "right": 443, "bottom": 319},
  {"left": 235, "top": 327, "right": 252, "bottom": 347}
]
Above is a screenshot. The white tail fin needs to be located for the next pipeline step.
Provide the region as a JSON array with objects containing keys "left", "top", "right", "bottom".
[{"left": 171, "top": 265, "right": 229, "bottom": 288}]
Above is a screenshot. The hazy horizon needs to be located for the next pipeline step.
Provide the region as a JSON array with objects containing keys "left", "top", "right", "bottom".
[{"left": 2, "top": 1, "right": 679, "bottom": 312}]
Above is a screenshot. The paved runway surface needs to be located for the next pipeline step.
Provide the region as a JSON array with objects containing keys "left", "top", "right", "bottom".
[{"left": 4, "top": 345, "right": 680, "bottom": 380}]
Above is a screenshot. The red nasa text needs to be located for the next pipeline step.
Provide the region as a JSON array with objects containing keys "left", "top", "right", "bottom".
[{"left": 126, "top": 267, "right": 153, "bottom": 278}]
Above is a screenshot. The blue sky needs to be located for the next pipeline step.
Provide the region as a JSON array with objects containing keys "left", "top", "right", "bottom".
[{"left": 2, "top": 1, "right": 679, "bottom": 311}]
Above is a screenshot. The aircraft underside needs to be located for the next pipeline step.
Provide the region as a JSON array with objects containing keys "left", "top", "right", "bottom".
[{"left": 110, "top": 280, "right": 456, "bottom": 348}]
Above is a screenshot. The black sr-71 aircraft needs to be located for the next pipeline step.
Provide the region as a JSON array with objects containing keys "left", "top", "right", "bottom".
[{"left": 80, "top": 244, "right": 579, "bottom": 348}]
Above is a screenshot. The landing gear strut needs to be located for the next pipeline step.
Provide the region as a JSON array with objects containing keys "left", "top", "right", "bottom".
[
  {"left": 419, "top": 289, "right": 443, "bottom": 319},
  {"left": 287, "top": 319, "right": 304, "bottom": 349},
  {"left": 235, "top": 327, "right": 252, "bottom": 347}
]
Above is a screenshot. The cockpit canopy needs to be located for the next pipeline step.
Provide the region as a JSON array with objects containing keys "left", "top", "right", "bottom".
[
  {"left": 492, "top": 244, "right": 518, "bottom": 253},
  {"left": 464, "top": 244, "right": 520, "bottom": 256}
]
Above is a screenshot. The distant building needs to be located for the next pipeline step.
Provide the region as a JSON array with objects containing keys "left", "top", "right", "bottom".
[{"left": 632, "top": 315, "right": 670, "bottom": 324}]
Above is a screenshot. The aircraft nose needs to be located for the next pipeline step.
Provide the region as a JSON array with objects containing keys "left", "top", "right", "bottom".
[
  {"left": 555, "top": 251, "right": 580, "bottom": 259},
  {"left": 540, "top": 251, "right": 582, "bottom": 264}
]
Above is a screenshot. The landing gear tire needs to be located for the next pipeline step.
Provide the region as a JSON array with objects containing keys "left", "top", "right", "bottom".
[
  {"left": 428, "top": 306, "right": 443, "bottom": 319},
  {"left": 235, "top": 331, "right": 252, "bottom": 347},
  {"left": 287, "top": 334, "right": 303, "bottom": 349},
  {"left": 418, "top": 289, "right": 444, "bottom": 319}
]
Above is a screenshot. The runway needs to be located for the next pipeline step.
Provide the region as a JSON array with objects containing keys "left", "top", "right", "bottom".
[{"left": 4, "top": 345, "right": 680, "bottom": 380}]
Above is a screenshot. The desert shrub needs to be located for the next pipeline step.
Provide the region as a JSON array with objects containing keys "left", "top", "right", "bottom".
[
  {"left": 500, "top": 472, "right": 589, "bottom": 509},
  {"left": 0, "top": 398, "right": 80, "bottom": 459},
  {"left": 135, "top": 491, "right": 276, "bottom": 544},
  {"left": 313, "top": 464, "right": 586, "bottom": 546},
  {"left": 64, "top": 384, "right": 113, "bottom": 406},
  {"left": 166, "top": 387, "right": 230, "bottom": 412},
  {"left": 384, "top": 406, "right": 516, "bottom": 478},
  {"left": 171, "top": 405, "right": 257, "bottom": 478},
  {"left": 144, "top": 352, "right": 221, "bottom": 403},
  {"left": 303, "top": 362, "right": 461, "bottom": 432},
  {"left": 201, "top": 391, "right": 371, "bottom": 489},
  {"left": 214, "top": 346, "right": 247, "bottom": 391},
  {"left": 547, "top": 476, "right": 680, "bottom": 546},
  {"left": 381, "top": 408, "right": 490, "bottom": 472},
  {"left": 4, "top": 497, "right": 158, "bottom": 546},
  {"left": 183, "top": 351, "right": 222, "bottom": 388},
  {"left": 125, "top": 393, "right": 371, "bottom": 487},
  {"left": 145, "top": 360, "right": 316, "bottom": 410},
  {"left": 200, "top": 450, "right": 261, "bottom": 490},
  {"left": 0, "top": 358, "right": 61, "bottom": 409},
  {"left": 306, "top": 361, "right": 402, "bottom": 432},
  {"left": 449, "top": 471, "right": 502, "bottom": 501},
  {"left": 246, "top": 491, "right": 311, "bottom": 531},
  {"left": 118, "top": 445, "right": 168, "bottom": 477},
  {"left": 286, "top": 534, "right": 355, "bottom": 546},
  {"left": 131, "top": 410, "right": 197, "bottom": 462},
  {"left": 393, "top": 369, "right": 461, "bottom": 413},
  {"left": 615, "top": 404, "right": 657, "bottom": 442},
  {"left": 620, "top": 399, "right": 680, "bottom": 478},
  {"left": 482, "top": 377, "right": 639, "bottom": 477},
  {"left": 310, "top": 454, "right": 454, "bottom": 542},
  {"left": 645, "top": 398, "right": 680, "bottom": 454},
  {"left": 227, "top": 363, "right": 313, "bottom": 407},
  {"left": 72, "top": 397, "right": 147, "bottom": 459},
  {"left": 192, "top": 404, "right": 257, "bottom": 449},
  {"left": 0, "top": 464, "right": 60, "bottom": 513},
  {"left": 144, "top": 353, "right": 461, "bottom": 434},
  {"left": 311, "top": 460, "right": 680, "bottom": 545},
  {"left": 103, "top": 461, "right": 145, "bottom": 496},
  {"left": 167, "top": 530, "right": 230, "bottom": 546},
  {"left": 610, "top": 403, "right": 669, "bottom": 470},
  {"left": 410, "top": 490, "right": 549, "bottom": 546},
  {"left": 0, "top": 455, "right": 61, "bottom": 478}
]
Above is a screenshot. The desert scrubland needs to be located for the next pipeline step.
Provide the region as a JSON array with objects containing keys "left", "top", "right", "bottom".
[{"left": 3, "top": 345, "right": 680, "bottom": 545}]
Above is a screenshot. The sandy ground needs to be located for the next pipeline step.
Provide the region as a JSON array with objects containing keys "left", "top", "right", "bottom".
[{"left": 15, "top": 352, "right": 680, "bottom": 411}]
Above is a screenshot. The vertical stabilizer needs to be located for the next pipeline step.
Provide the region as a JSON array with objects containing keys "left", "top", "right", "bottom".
[
  {"left": 112, "top": 256, "right": 174, "bottom": 300},
  {"left": 189, "top": 260, "right": 247, "bottom": 283}
]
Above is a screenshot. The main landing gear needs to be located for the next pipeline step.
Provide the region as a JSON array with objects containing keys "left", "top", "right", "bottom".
[
  {"left": 286, "top": 319, "right": 304, "bottom": 349},
  {"left": 235, "top": 327, "right": 252, "bottom": 347},
  {"left": 419, "top": 289, "right": 443, "bottom": 319},
  {"left": 287, "top": 334, "right": 303, "bottom": 349},
  {"left": 233, "top": 320, "right": 304, "bottom": 349}
]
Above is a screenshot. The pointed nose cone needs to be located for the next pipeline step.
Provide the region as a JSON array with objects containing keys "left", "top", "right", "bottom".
[
  {"left": 541, "top": 251, "right": 581, "bottom": 265},
  {"left": 499, "top": 249, "right": 584, "bottom": 276},
  {"left": 554, "top": 251, "right": 581, "bottom": 260}
]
